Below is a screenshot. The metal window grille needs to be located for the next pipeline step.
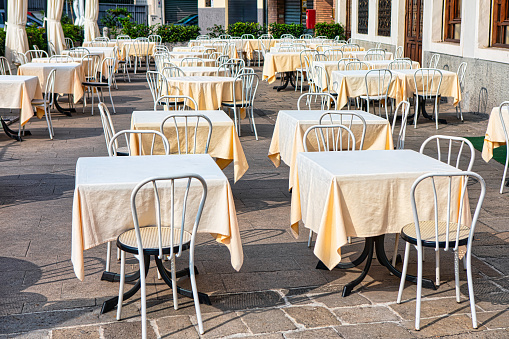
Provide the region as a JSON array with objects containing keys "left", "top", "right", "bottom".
[
  {"left": 358, "top": 0, "right": 369, "bottom": 34},
  {"left": 377, "top": 0, "right": 391, "bottom": 37}
]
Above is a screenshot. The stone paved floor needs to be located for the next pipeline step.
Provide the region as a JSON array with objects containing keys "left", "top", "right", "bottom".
[{"left": 1, "top": 65, "right": 509, "bottom": 338}]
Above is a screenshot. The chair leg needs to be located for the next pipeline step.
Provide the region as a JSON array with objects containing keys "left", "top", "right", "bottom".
[
  {"left": 435, "top": 99, "right": 439, "bottom": 130},
  {"left": 138, "top": 253, "right": 148, "bottom": 339},
  {"left": 190, "top": 258, "right": 204, "bottom": 334},
  {"left": 307, "top": 230, "right": 313, "bottom": 247},
  {"left": 454, "top": 250, "right": 461, "bottom": 302},
  {"left": 91, "top": 88, "right": 95, "bottom": 116},
  {"left": 44, "top": 106, "right": 53, "bottom": 140},
  {"left": 116, "top": 250, "right": 125, "bottom": 320},
  {"left": 415, "top": 245, "right": 423, "bottom": 331},
  {"left": 108, "top": 87, "right": 116, "bottom": 113},
  {"left": 435, "top": 249, "right": 440, "bottom": 287},
  {"left": 171, "top": 254, "right": 178, "bottom": 310},
  {"left": 397, "top": 242, "right": 411, "bottom": 304},
  {"left": 117, "top": 248, "right": 120, "bottom": 260},
  {"left": 106, "top": 242, "right": 111, "bottom": 271},
  {"left": 250, "top": 107, "right": 258, "bottom": 140},
  {"left": 500, "top": 144, "right": 509, "bottom": 194},
  {"left": 466, "top": 252, "right": 478, "bottom": 328},
  {"left": 414, "top": 96, "right": 419, "bottom": 128}
]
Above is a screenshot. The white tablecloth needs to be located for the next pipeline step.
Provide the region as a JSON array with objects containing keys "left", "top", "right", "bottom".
[{"left": 0, "top": 75, "right": 42, "bottom": 125}]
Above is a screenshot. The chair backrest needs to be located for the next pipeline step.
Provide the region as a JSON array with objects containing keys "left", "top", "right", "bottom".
[
  {"left": 232, "top": 72, "right": 259, "bottom": 110},
  {"left": 323, "top": 48, "right": 343, "bottom": 61},
  {"left": 148, "top": 34, "right": 162, "bottom": 44},
  {"left": 98, "top": 102, "right": 117, "bottom": 151},
  {"left": 216, "top": 54, "right": 230, "bottom": 66},
  {"left": 219, "top": 34, "right": 231, "bottom": 39},
  {"left": 365, "top": 48, "right": 386, "bottom": 61},
  {"left": 48, "top": 41, "right": 57, "bottom": 56},
  {"left": 69, "top": 47, "right": 90, "bottom": 58},
  {"left": 12, "top": 51, "right": 27, "bottom": 65},
  {"left": 241, "top": 34, "right": 255, "bottom": 40},
  {"left": 154, "top": 45, "right": 170, "bottom": 54},
  {"left": 153, "top": 52, "right": 169, "bottom": 72},
  {"left": 117, "top": 34, "right": 130, "bottom": 39},
  {"left": 341, "top": 43, "right": 360, "bottom": 51},
  {"left": 156, "top": 95, "right": 198, "bottom": 111},
  {"left": 136, "top": 37, "right": 149, "bottom": 41},
  {"left": 345, "top": 60, "right": 369, "bottom": 70},
  {"left": 94, "top": 37, "right": 110, "bottom": 42},
  {"left": 0, "top": 57, "right": 12, "bottom": 75},
  {"left": 160, "top": 113, "right": 212, "bottom": 154},
  {"left": 297, "top": 93, "right": 337, "bottom": 110},
  {"left": 64, "top": 38, "right": 74, "bottom": 50},
  {"left": 365, "top": 69, "right": 392, "bottom": 101},
  {"left": 130, "top": 174, "right": 208, "bottom": 261},
  {"left": 201, "top": 48, "right": 216, "bottom": 59},
  {"left": 429, "top": 53, "right": 440, "bottom": 68},
  {"left": 99, "top": 57, "right": 116, "bottom": 85},
  {"left": 221, "top": 58, "right": 245, "bottom": 77},
  {"left": 389, "top": 59, "right": 413, "bottom": 70},
  {"left": 108, "top": 130, "right": 170, "bottom": 156},
  {"left": 319, "top": 111, "right": 366, "bottom": 150},
  {"left": 498, "top": 102, "right": 509, "bottom": 153},
  {"left": 89, "top": 41, "right": 107, "bottom": 47},
  {"left": 191, "top": 46, "right": 205, "bottom": 52},
  {"left": 133, "top": 40, "right": 150, "bottom": 56},
  {"left": 49, "top": 55, "right": 73, "bottom": 63},
  {"left": 147, "top": 71, "right": 168, "bottom": 109},
  {"left": 238, "top": 67, "right": 255, "bottom": 75},
  {"left": 181, "top": 57, "right": 204, "bottom": 67},
  {"left": 457, "top": 62, "right": 467, "bottom": 93},
  {"left": 420, "top": 135, "right": 475, "bottom": 171},
  {"left": 313, "top": 64, "right": 330, "bottom": 94},
  {"left": 300, "top": 49, "right": 316, "bottom": 69},
  {"left": 43, "top": 68, "right": 56, "bottom": 107},
  {"left": 303, "top": 125, "right": 356, "bottom": 152},
  {"left": 278, "top": 44, "right": 295, "bottom": 52},
  {"left": 291, "top": 43, "right": 306, "bottom": 51},
  {"left": 197, "top": 34, "right": 210, "bottom": 40},
  {"left": 337, "top": 57, "right": 359, "bottom": 70},
  {"left": 223, "top": 43, "right": 237, "bottom": 58},
  {"left": 25, "top": 49, "right": 48, "bottom": 61},
  {"left": 391, "top": 100, "right": 411, "bottom": 150},
  {"left": 409, "top": 172, "right": 485, "bottom": 252},
  {"left": 413, "top": 68, "right": 443, "bottom": 99},
  {"left": 395, "top": 46, "right": 404, "bottom": 58},
  {"left": 82, "top": 54, "right": 101, "bottom": 80},
  {"left": 162, "top": 66, "right": 185, "bottom": 78},
  {"left": 300, "top": 34, "right": 313, "bottom": 39},
  {"left": 313, "top": 53, "right": 327, "bottom": 62}
]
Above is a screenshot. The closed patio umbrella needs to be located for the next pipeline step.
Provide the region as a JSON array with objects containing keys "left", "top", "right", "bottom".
[
  {"left": 5, "top": 0, "right": 29, "bottom": 61},
  {"left": 46, "top": 0, "right": 66, "bottom": 54},
  {"left": 84, "top": 0, "right": 99, "bottom": 41}
]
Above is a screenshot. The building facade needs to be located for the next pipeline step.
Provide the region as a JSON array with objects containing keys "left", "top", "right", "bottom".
[{"left": 336, "top": 0, "right": 509, "bottom": 113}]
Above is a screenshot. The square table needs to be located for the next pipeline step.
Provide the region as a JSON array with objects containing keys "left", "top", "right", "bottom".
[
  {"left": 130, "top": 110, "right": 249, "bottom": 182},
  {"left": 290, "top": 150, "right": 470, "bottom": 295},
  {"left": 72, "top": 154, "right": 243, "bottom": 282},
  {"left": 331, "top": 70, "right": 400, "bottom": 109},
  {"left": 262, "top": 52, "right": 302, "bottom": 84},
  {"left": 268, "top": 110, "right": 394, "bottom": 190},
  {"left": 0, "top": 75, "right": 42, "bottom": 140}
]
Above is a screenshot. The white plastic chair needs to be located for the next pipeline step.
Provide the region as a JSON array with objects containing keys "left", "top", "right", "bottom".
[
  {"left": 396, "top": 171, "right": 486, "bottom": 331},
  {"left": 115, "top": 174, "right": 208, "bottom": 337},
  {"left": 31, "top": 68, "right": 56, "bottom": 139},
  {"left": 160, "top": 113, "right": 212, "bottom": 154}
]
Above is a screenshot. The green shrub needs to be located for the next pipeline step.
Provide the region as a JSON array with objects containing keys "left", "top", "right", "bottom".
[
  {"left": 207, "top": 24, "right": 226, "bottom": 38},
  {"left": 227, "top": 22, "right": 266, "bottom": 38},
  {"left": 100, "top": 7, "right": 129, "bottom": 37},
  {"left": 63, "top": 24, "right": 84, "bottom": 46},
  {"left": 0, "top": 29, "right": 5, "bottom": 56},
  {"left": 156, "top": 24, "right": 200, "bottom": 43},
  {"left": 26, "top": 26, "right": 47, "bottom": 51},
  {"left": 119, "top": 16, "right": 154, "bottom": 38},
  {"left": 314, "top": 22, "right": 345, "bottom": 40},
  {"left": 268, "top": 23, "right": 305, "bottom": 39}
]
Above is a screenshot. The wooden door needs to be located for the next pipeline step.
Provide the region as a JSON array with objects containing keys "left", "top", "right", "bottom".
[
  {"left": 345, "top": 0, "right": 351, "bottom": 39},
  {"left": 405, "top": 0, "right": 423, "bottom": 64}
]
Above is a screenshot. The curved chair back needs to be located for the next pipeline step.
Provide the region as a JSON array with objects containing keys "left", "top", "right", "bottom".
[
  {"left": 337, "top": 57, "right": 359, "bottom": 70},
  {"left": 69, "top": 47, "right": 90, "bottom": 58},
  {"left": 82, "top": 54, "right": 101, "bottom": 81},
  {"left": 49, "top": 55, "right": 73, "bottom": 63},
  {"left": 99, "top": 57, "right": 116, "bottom": 85},
  {"left": 313, "top": 53, "right": 327, "bottom": 62},
  {"left": 147, "top": 71, "right": 168, "bottom": 109},
  {"left": 197, "top": 34, "right": 210, "bottom": 40},
  {"left": 345, "top": 60, "right": 369, "bottom": 70},
  {"left": 148, "top": 34, "right": 162, "bottom": 44},
  {"left": 0, "top": 57, "right": 12, "bottom": 75},
  {"left": 297, "top": 93, "right": 337, "bottom": 110},
  {"left": 181, "top": 57, "right": 204, "bottom": 67},
  {"left": 64, "top": 38, "right": 74, "bottom": 50},
  {"left": 457, "top": 62, "right": 467, "bottom": 94},
  {"left": 43, "top": 68, "right": 57, "bottom": 108},
  {"left": 365, "top": 48, "right": 386, "bottom": 61},
  {"left": 98, "top": 102, "right": 117, "bottom": 151},
  {"left": 420, "top": 135, "right": 475, "bottom": 171},
  {"left": 395, "top": 46, "right": 404, "bottom": 58},
  {"left": 89, "top": 41, "right": 107, "bottom": 47},
  {"left": 323, "top": 48, "right": 343, "bottom": 61},
  {"left": 25, "top": 49, "right": 48, "bottom": 61},
  {"left": 48, "top": 41, "right": 57, "bottom": 56},
  {"left": 341, "top": 43, "right": 360, "bottom": 52},
  {"left": 108, "top": 130, "right": 170, "bottom": 156},
  {"left": 414, "top": 68, "right": 443, "bottom": 99},
  {"left": 162, "top": 66, "right": 185, "bottom": 78},
  {"left": 303, "top": 125, "right": 356, "bottom": 152},
  {"left": 156, "top": 95, "right": 198, "bottom": 111},
  {"left": 391, "top": 100, "right": 411, "bottom": 150},
  {"left": 313, "top": 64, "right": 330, "bottom": 94},
  {"left": 429, "top": 53, "right": 440, "bottom": 68},
  {"left": 319, "top": 111, "right": 366, "bottom": 150},
  {"left": 220, "top": 59, "right": 245, "bottom": 77},
  {"left": 160, "top": 113, "right": 212, "bottom": 154},
  {"left": 117, "top": 34, "right": 130, "bottom": 39},
  {"left": 498, "top": 101, "right": 509, "bottom": 193},
  {"left": 233, "top": 72, "right": 259, "bottom": 110},
  {"left": 389, "top": 59, "right": 413, "bottom": 70}
]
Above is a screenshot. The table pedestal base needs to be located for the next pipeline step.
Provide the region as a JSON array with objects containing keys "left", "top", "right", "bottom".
[
  {"left": 100, "top": 254, "right": 211, "bottom": 314},
  {"left": 273, "top": 72, "right": 296, "bottom": 91},
  {"left": 316, "top": 235, "right": 437, "bottom": 297},
  {"left": 54, "top": 94, "right": 75, "bottom": 117},
  {"left": 1, "top": 117, "right": 31, "bottom": 141}
]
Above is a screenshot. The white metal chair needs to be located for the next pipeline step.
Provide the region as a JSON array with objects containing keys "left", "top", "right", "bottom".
[
  {"left": 303, "top": 124, "right": 356, "bottom": 152},
  {"left": 94, "top": 37, "right": 110, "bottom": 42},
  {"left": 300, "top": 34, "right": 313, "bottom": 39},
  {"left": 429, "top": 53, "right": 440, "bottom": 68},
  {"left": 89, "top": 41, "right": 107, "bottom": 47},
  {"left": 12, "top": 51, "right": 27, "bottom": 66},
  {"left": 108, "top": 130, "right": 170, "bottom": 157},
  {"left": 82, "top": 57, "right": 116, "bottom": 115},
  {"left": 81, "top": 54, "right": 101, "bottom": 111},
  {"left": 345, "top": 60, "right": 369, "bottom": 70},
  {"left": 389, "top": 59, "right": 413, "bottom": 70},
  {"left": 49, "top": 55, "right": 73, "bottom": 63},
  {"left": 69, "top": 47, "right": 90, "bottom": 58},
  {"left": 413, "top": 68, "right": 443, "bottom": 129},
  {"left": 297, "top": 93, "right": 337, "bottom": 110},
  {"left": 337, "top": 57, "right": 359, "bottom": 70},
  {"left": 313, "top": 53, "right": 327, "bottom": 62},
  {"left": 360, "top": 69, "right": 392, "bottom": 119},
  {"left": 133, "top": 39, "right": 150, "bottom": 73},
  {"left": 146, "top": 71, "right": 168, "bottom": 109},
  {"left": 148, "top": 34, "right": 162, "bottom": 44},
  {"left": 219, "top": 34, "right": 231, "bottom": 39},
  {"left": 160, "top": 113, "right": 212, "bottom": 154},
  {"left": 64, "top": 38, "right": 74, "bottom": 50},
  {"left": 219, "top": 58, "right": 245, "bottom": 77},
  {"left": 498, "top": 101, "right": 509, "bottom": 194},
  {"left": 98, "top": 102, "right": 126, "bottom": 156},
  {"left": 254, "top": 35, "right": 272, "bottom": 66},
  {"left": 221, "top": 72, "right": 259, "bottom": 139},
  {"left": 31, "top": 68, "right": 56, "bottom": 139},
  {"left": 278, "top": 44, "right": 295, "bottom": 52},
  {"left": 223, "top": 42, "right": 237, "bottom": 59},
  {"left": 0, "top": 57, "right": 12, "bottom": 75},
  {"left": 323, "top": 48, "right": 343, "bottom": 61},
  {"left": 296, "top": 49, "right": 316, "bottom": 93},
  {"left": 391, "top": 100, "right": 411, "bottom": 150},
  {"left": 48, "top": 41, "right": 57, "bottom": 56},
  {"left": 455, "top": 62, "right": 467, "bottom": 121},
  {"left": 395, "top": 46, "right": 404, "bottom": 59},
  {"left": 162, "top": 66, "right": 185, "bottom": 80},
  {"left": 116, "top": 34, "right": 130, "bottom": 39},
  {"left": 420, "top": 135, "right": 475, "bottom": 172},
  {"left": 25, "top": 49, "right": 48, "bottom": 61},
  {"left": 341, "top": 43, "right": 361, "bottom": 52},
  {"left": 155, "top": 95, "right": 197, "bottom": 111},
  {"left": 181, "top": 57, "right": 204, "bottom": 67},
  {"left": 115, "top": 174, "right": 207, "bottom": 337},
  {"left": 365, "top": 48, "right": 386, "bottom": 61},
  {"left": 396, "top": 171, "right": 486, "bottom": 331},
  {"left": 196, "top": 34, "right": 210, "bottom": 40}
]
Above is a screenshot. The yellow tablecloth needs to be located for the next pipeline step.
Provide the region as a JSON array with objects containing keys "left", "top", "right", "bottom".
[
  {"left": 18, "top": 62, "right": 85, "bottom": 103},
  {"left": 130, "top": 110, "right": 248, "bottom": 182},
  {"left": 178, "top": 66, "right": 224, "bottom": 77},
  {"left": 291, "top": 150, "right": 470, "bottom": 269},
  {"left": 168, "top": 51, "right": 206, "bottom": 59},
  {"left": 262, "top": 52, "right": 302, "bottom": 83},
  {"left": 482, "top": 106, "right": 509, "bottom": 162},
  {"left": 166, "top": 76, "right": 242, "bottom": 110},
  {"left": 331, "top": 70, "right": 400, "bottom": 109},
  {"left": 173, "top": 46, "right": 217, "bottom": 53},
  {"left": 169, "top": 58, "right": 217, "bottom": 67},
  {"left": 72, "top": 154, "right": 243, "bottom": 281},
  {"left": 345, "top": 51, "right": 394, "bottom": 61},
  {"left": 0, "top": 75, "right": 43, "bottom": 125},
  {"left": 392, "top": 69, "right": 462, "bottom": 106},
  {"left": 366, "top": 60, "right": 420, "bottom": 70},
  {"left": 243, "top": 39, "right": 279, "bottom": 59},
  {"left": 120, "top": 41, "right": 156, "bottom": 59},
  {"left": 268, "top": 110, "right": 394, "bottom": 190}
]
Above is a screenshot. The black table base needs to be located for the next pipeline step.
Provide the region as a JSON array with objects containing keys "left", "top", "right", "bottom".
[
  {"left": 100, "top": 254, "right": 211, "bottom": 314},
  {"left": 1, "top": 117, "right": 31, "bottom": 141},
  {"left": 408, "top": 96, "right": 447, "bottom": 125},
  {"left": 54, "top": 94, "right": 75, "bottom": 117},
  {"left": 273, "top": 72, "right": 296, "bottom": 91},
  {"left": 316, "top": 235, "right": 437, "bottom": 297}
]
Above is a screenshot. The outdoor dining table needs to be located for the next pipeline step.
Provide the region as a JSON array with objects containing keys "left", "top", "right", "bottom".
[
  {"left": 130, "top": 110, "right": 248, "bottom": 182},
  {"left": 365, "top": 60, "right": 420, "bottom": 70},
  {"left": 331, "top": 69, "right": 400, "bottom": 109},
  {"left": 262, "top": 51, "right": 302, "bottom": 90},
  {"left": 169, "top": 58, "right": 217, "bottom": 67},
  {"left": 0, "top": 75, "right": 42, "bottom": 140},
  {"left": 18, "top": 62, "right": 85, "bottom": 115},
  {"left": 481, "top": 106, "right": 509, "bottom": 162},
  {"left": 72, "top": 154, "right": 243, "bottom": 312},
  {"left": 168, "top": 51, "right": 207, "bottom": 59},
  {"left": 178, "top": 66, "right": 225, "bottom": 76},
  {"left": 242, "top": 39, "right": 279, "bottom": 60},
  {"left": 172, "top": 46, "right": 217, "bottom": 53},
  {"left": 120, "top": 41, "right": 156, "bottom": 60},
  {"left": 268, "top": 110, "right": 394, "bottom": 190},
  {"left": 345, "top": 51, "right": 394, "bottom": 60},
  {"left": 291, "top": 149, "right": 471, "bottom": 296},
  {"left": 166, "top": 76, "right": 242, "bottom": 110}
]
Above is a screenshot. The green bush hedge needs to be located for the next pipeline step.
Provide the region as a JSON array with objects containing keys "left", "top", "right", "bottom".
[
  {"left": 156, "top": 24, "right": 200, "bottom": 43},
  {"left": 314, "top": 22, "right": 345, "bottom": 40},
  {"left": 227, "top": 22, "right": 266, "bottom": 38},
  {"left": 268, "top": 23, "right": 305, "bottom": 39},
  {"left": 0, "top": 29, "right": 5, "bottom": 56},
  {"left": 63, "top": 24, "right": 84, "bottom": 46},
  {"left": 26, "top": 26, "right": 47, "bottom": 51}
]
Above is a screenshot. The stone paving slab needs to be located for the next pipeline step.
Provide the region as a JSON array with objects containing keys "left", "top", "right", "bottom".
[{"left": 0, "top": 63, "right": 508, "bottom": 338}]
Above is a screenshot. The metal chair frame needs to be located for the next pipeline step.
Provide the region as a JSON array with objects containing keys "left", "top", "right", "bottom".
[
  {"left": 31, "top": 68, "right": 56, "bottom": 139},
  {"left": 156, "top": 95, "right": 198, "bottom": 111},
  {"left": 362, "top": 69, "right": 393, "bottom": 119},
  {"left": 391, "top": 100, "right": 411, "bottom": 150},
  {"left": 160, "top": 113, "right": 212, "bottom": 154},
  {"left": 108, "top": 130, "right": 170, "bottom": 156},
  {"left": 297, "top": 93, "right": 337, "bottom": 110},
  {"left": 456, "top": 62, "right": 467, "bottom": 121},
  {"left": 303, "top": 124, "right": 356, "bottom": 152},
  {"left": 413, "top": 68, "right": 443, "bottom": 129}
]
